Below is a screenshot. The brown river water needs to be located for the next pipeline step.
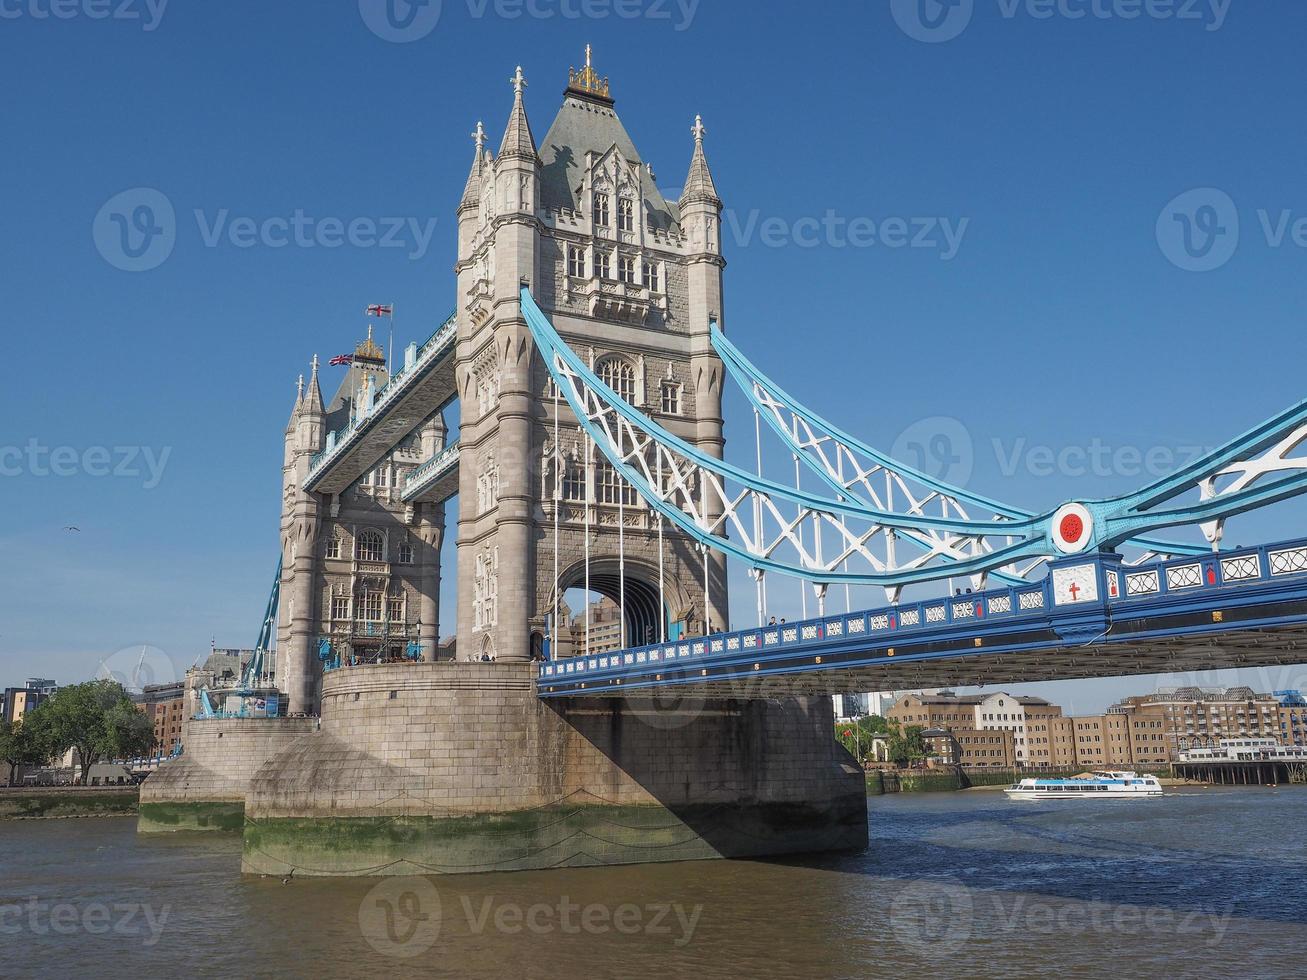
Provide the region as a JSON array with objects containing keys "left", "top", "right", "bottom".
[{"left": 3, "top": 787, "right": 1305, "bottom": 979}]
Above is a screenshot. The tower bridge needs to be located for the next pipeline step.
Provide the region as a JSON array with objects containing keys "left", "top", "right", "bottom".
[{"left": 141, "top": 51, "right": 1307, "bottom": 877}]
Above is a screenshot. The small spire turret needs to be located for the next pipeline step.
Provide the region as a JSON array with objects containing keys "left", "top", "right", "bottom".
[{"left": 499, "top": 66, "right": 539, "bottom": 161}]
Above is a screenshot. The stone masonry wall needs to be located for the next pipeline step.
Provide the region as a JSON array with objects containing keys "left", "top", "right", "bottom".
[
  {"left": 141, "top": 717, "right": 319, "bottom": 806},
  {"left": 241, "top": 663, "right": 866, "bottom": 874}
]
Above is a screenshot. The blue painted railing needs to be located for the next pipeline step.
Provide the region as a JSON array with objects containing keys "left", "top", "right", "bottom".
[{"left": 538, "top": 537, "right": 1307, "bottom": 693}]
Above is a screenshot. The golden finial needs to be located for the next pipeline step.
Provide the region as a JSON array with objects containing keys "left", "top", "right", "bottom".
[
  {"left": 568, "top": 44, "right": 611, "bottom": 100},
  {"left": 355, "top": 323, "right": 385, "bottom": 363}
]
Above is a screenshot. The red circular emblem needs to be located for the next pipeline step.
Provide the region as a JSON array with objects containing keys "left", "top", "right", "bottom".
[{"left": 1059, "top": 513, "right": 1084, "bottom": 543}]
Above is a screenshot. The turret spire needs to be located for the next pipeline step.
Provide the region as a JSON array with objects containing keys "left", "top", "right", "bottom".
[
  {"left": 680, "top": 114, "right": 720, "bottom": 207},
  {"left": 460, "top": 121, "right": 486, "bottom": 209},
  {"left": 499, "top": 66, "right": 539, "bottom": 161},
  {"left": 304, "top": 354, "right": 324, "bottom": 414}
]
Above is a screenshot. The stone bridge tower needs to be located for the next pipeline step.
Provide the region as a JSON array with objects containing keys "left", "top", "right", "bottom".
[{"left": 455, "top": 51, "right": 730, "bottom": 663}]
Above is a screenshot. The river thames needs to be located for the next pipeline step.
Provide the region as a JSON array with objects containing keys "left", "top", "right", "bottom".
[{"left": 4, "top": 787, "right": 1305, "bottom": 978}]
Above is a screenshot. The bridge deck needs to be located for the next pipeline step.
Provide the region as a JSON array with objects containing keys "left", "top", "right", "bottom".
[
  {"left": 305, "top": 313, "right": 457, "bottom": 495},
  {"left": 538, "top": 541, "right": 1307, "bottom": 699},
  {"left": 401, "top": 442, "right": 461, "bottom": 505}
]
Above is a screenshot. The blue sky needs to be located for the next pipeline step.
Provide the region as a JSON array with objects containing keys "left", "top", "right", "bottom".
[{"left": 3, "top": 0, "right": 1306, "bottom": 713}]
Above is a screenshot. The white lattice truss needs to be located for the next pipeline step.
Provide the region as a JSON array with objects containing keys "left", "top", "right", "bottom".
[
  {"left": 1201, "top": 420, "right": 1307, "bottom": 546},
  {"left": 548, "top": 347, "right": 1042, "bottom": 600},
  {"left": 744, "top": 378, "right": 1192, "bottom": 582}
]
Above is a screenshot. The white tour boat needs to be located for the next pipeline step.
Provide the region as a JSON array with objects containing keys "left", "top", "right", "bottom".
[{"left": 1004, "top": 770, "right": 1163, "bottom": 800}]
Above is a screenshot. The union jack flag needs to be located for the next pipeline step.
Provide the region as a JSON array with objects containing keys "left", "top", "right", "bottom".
[
  {"left": 366, "top": 304, "right": 393, "bottom": 317},
  {"left": 329, "top": 354, "right": 353, "bottom": 366}
]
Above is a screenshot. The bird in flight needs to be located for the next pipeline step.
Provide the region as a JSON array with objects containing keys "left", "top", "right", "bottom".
[{"left": 64, "top": 526, "right": 80, "bottom": 532}]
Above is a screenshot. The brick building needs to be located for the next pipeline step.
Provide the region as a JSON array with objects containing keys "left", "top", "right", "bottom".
[{"left": 888, "top": 686, "right": 1307, "bottom": 770}]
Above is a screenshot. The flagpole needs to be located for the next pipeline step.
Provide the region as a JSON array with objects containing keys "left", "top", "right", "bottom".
[{"left": 387, "top": 302, "right": 395, "bottom": 375}]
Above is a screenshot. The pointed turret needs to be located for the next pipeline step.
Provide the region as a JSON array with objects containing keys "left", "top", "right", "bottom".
[
  {"left": 286, "top": 375, "right": 304, "bottom": 433},
  {"left": 296, "top": 355, "right": 325, "bottom": 453},
  {"left": 303, "top": 355, "right": 324, "bottom": 416},
  {"left": 679, "top": 115, "right": 720, "bottom": 208},
  {"left": 498, "top": 66, "right": 539, "bottom": 162},
  {"left": 460, "top": 121, "right": 487, "bottom": 211}
]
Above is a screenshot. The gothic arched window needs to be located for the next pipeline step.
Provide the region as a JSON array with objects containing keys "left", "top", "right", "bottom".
[
  {"left": 356, "top": 529, "right": 384, "bottom": 562},
  {"left": 597, "top": 356, "right": 636, "bottom": 403},
  {"left": 618, "top": 197, "right": 635, "bottom": 233}
]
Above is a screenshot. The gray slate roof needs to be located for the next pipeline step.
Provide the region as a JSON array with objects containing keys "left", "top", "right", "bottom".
[{"left": 537, "top": 93, "right": 681, "bottom": 234}]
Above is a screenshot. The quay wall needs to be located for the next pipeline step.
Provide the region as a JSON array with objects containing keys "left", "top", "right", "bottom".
[{"left": 138, "top": 717, "right": 318, "bottom": 832}]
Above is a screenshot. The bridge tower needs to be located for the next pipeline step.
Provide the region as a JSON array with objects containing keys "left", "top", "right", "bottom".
[
  {"left": 455, "top": 51, "right": 729, "bottom": 664},
  {"left": 277, "top": 329, "right": 447, "bottom": 714}
]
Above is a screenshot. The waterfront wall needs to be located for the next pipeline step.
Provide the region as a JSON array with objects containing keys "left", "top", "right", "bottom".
[
  {"left": 138, "top": 716, "right": 318, "bottom": 832},
  {"left": 0, "top": 787, "right": 138, "bottom": 820},
  {"left": 242, "top": 663, "right": 867, "bottom": 876}
]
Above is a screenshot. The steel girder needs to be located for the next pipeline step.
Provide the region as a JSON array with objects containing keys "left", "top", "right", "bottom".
[{"left": 523, "top": 288, "right": 1307, "bottom": 591}]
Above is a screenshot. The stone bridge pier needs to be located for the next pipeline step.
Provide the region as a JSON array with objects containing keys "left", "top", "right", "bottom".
[{"left": 239, "top": 663, "right": 867, "bottom": 876}]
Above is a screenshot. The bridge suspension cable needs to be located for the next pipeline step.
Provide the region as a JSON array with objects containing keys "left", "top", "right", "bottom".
[
  {"left": 710, "top": 322, "right": 1210, "bottom": 586},
  {"left": 522, "top": 287, "right": 1307, "bottom": 594}
]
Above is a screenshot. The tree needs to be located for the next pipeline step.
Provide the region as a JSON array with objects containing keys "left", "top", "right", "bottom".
[
  {"left": 858, "top": 714, "right": 891, "bottom": 736},
  {"left": 22, "top": 680, "right": 155, "bottom": 784},
  {"left": 0, "top": 720, "right": 45, "bottom": 787},
  {"left": 886, "top": 721, "right": 927, "bottom": 768}
]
